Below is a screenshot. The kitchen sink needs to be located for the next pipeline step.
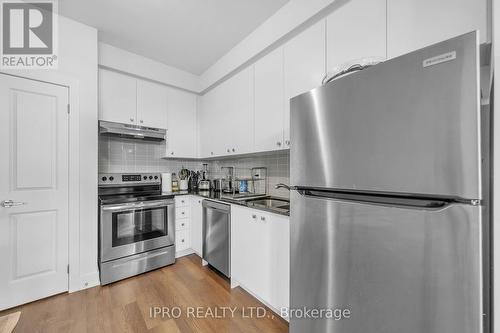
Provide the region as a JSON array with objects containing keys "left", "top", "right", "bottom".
[
  {"left": 245, "top": 197, "right": 290, "bottom": 214},
  {"left": 247, "top": 197, "right": 289, "bottom": 208}
]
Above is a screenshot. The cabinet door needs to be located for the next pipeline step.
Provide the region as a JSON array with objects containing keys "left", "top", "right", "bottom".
[
  {"left": 387, "top": 0, "right": 488, "bottom": 58},
  {"left": 136, "top": 80, "right": 168, "bottom": 129},
  {"left": 199, "top": 87, "right": 225, "bottom": 158},
  {"left": 165, "top": 88, "right": 197, "bottom": 158},
  {"left": 190, "top": 196, "right": 203, "bottom": 255},
  {"left": 254, "top": 47, "right": 285, "bottom": 152},
  {"left": 99, "top": 69, "right": 137, "bottom": 124},
  {"left": 231, "top": 206, "right": 262, "bottom": 293},
  {"left": 284, "top": 20, "right": 326, "bottom": 146},
  {"left": 268, "top": 214, "right": 290, "bottom": 312},
  {"left": 219, "top": 66, "right": 254, "bottom": 155},
  {"left": 326, "top": 0, "right": 386, "bottom": 71}
]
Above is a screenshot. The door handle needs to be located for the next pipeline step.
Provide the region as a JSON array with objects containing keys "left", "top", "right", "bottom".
[{"left": 1, "top": 200, "right": 26, "bottom": 208}]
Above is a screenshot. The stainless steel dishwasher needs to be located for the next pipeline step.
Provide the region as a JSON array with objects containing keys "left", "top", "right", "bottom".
[{"left": 202, "top": 200, "right": 230, "bottom": 277}]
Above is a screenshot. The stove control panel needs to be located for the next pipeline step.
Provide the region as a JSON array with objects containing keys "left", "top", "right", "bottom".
[{"left": 98, "top": 173, "right": 161, "bottom": 186}]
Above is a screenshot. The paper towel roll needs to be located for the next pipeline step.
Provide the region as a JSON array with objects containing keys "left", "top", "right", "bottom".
[{"left": 161, "top": 173, "right": 172, "bottom": 193}]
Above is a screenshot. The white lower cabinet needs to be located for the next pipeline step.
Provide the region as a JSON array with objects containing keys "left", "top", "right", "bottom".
[
  {"left": 175, "top": 229, "right": 190, "bottom": 252},
  {"left": 190, "top": 196, "right": 203, "bottom": 255},
  {"left": 231, "top": 205, "right": 290, "bottom": 315},
  {"left": 175, "top": 196, "right": 191, "bottom": 254}
]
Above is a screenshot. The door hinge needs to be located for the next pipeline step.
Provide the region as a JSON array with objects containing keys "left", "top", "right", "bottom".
[
  {"left": 67, "top": 264, "right": 70, "bottom": 274},
  {"left": 67, "top": 104, "right": 70, "bottom": 114}
]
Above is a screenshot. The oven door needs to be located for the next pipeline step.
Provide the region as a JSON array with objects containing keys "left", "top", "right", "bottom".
[{"left": 100, "top": 199, "right": 175, "bottom": 262}]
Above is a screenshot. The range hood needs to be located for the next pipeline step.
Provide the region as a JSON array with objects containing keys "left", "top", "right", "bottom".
[{"left": 99, "top": 121, "right": 166, "bottom": 141}]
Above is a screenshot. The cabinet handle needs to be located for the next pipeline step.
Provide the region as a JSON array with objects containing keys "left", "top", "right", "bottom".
[
  {"left": 260, "top": 216, "right": 266, "bottom": 222},
  {"left": 285, "top": 140, "right": 290, "bottom": 146},
  {"left": 171, "top": 152, "right": 174, "bottom": 155},
  {"left": 227, "top": 149, "right": 230, "bottom": 153},
  {"left": 252, "top": 214, "right": 257, "bottom": 219},
  {"left": 181, "top": 239, "right": 185, "bottom": 243},
  {"left": 181, "top": 211, "right": 185, "bottom": 215},
  {"left": 181, "top": 223, "right": 185, "bottom": 226},
  {"left": 211, "top": 152, "right": 214, "bottom": 155},
  {"left": 130, "top": 118, "right": 134, "bottom": 122},
  {"left": 232, "top": 148, "right": 235, "bottom": 152},
  {"left": 140, "top": 120, "right": 143, "bottom": 124},
  {"left": 276, "top": 141, "right": 282, "bottom": 147}
]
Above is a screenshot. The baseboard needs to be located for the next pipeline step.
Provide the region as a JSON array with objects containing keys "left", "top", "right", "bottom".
[
  {"left": 235, "top": 283, "right": 289, "bottom": 322},
  {"left": 70, "top": 271, "right": 100, "bottom": 292},
  {"left": 175, "top": 248, "right": 195, "bottom": 258}
]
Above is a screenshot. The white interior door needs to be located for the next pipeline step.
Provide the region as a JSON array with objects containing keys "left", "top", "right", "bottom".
[{"left": 0, "top": 74, "right": 69, "bottom": 310}]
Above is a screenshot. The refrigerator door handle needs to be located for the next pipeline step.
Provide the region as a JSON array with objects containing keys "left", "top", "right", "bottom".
[{"left": 295, "top": 188, "right": 458, "bottom": 211}]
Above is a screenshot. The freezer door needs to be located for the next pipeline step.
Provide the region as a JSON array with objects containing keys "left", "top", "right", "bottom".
[
  {"left": 290, "top": 191, "right": 482, "bottom": 333},
  {"left": 290, "top": 32, "right": 481, "bottom": 199}
]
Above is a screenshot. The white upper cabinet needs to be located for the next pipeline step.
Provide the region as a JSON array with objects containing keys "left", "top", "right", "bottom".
[
  {"left": 220, "top": 66, "right": 255, "bottom": 155},
  {"left": 254, "top": 47, "right": 285, "bottom": 152},
  {"left": 198, "top": 86, "right": 224, "bottom": 158},
  {"left": 165, "top": 88, "right": 197, "bottom": 158},
  {"left": 387, "top": 0, "right": 488, "bottom": 58},
  {"left": 198, "top": 66, "right": 254, "bottom": 158},
  {"left": 284, "top": 20, "right": 326, "bottom": 146},
  {"left": 326, "top": 0, "right": 387, "bottom": 71},
  {"left": 99, "top": 70, "right": 137, "bottom": 124},
  {"left": 136, "top": 80, "right": 168, "bottom": 128},
  {"left": 99, "top": 69, "right": 169, "bottom": 129}
]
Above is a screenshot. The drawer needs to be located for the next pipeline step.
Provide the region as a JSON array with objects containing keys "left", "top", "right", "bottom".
[
  {"left": 176, "top": 218, "right": 190, "bottom": 231},
  {"left": 175, "top": 196, "right": 190, "bottom": 208},
  {"left": 176, "top": 229, "right": 190, "bottom": 252},
  {"left": 176, "top": 206, "right": 190, "bottom": 219}
]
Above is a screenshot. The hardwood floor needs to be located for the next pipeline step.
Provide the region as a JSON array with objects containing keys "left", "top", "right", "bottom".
[{"left": 0, "top": 255, "right": 289, "bottom": 333}]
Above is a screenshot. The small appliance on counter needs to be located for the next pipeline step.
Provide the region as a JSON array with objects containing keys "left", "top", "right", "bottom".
[
  {"left": 199, "top": 179, "right": 210, "bottom": 191},
  {"left": 161, "top": 173, "right": 172, "bottom": 193},
  {"left": 199, "top": 163, "right": 211, "bottom": 191},
  {"left": 189, "top": 171, "right": 199, "bottom": 191},
  {"left": 98, "top": 173, "right": 175, "bottom": 285}
]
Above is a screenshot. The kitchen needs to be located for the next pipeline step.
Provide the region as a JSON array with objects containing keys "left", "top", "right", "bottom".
[{"left": 0, "top": 0, "right": 496, "bottom": 332}]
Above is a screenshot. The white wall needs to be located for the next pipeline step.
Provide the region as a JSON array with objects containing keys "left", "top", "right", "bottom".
[
  {"left": 2, "top": 16, "right": 99, "bottom": 291},
  {"left": 60, "top": 17, "right": 99, "bottom": 291}
]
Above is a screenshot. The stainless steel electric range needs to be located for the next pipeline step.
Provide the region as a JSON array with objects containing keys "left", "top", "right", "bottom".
[{"left": 98, "top": 173, "right": 175, "bottom": 285}]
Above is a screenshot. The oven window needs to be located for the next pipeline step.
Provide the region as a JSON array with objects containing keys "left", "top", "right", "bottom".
[{"left": 112, "top": 207, "right": 168, "bottom": 247}]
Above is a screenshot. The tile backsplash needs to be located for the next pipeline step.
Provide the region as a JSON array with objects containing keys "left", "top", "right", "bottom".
[{"left": 98, "top": 137, "right": 290, "bottom": 198}]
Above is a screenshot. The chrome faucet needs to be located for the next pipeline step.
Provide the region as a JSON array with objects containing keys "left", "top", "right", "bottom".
[{"left": 275, "top": 183, "right": 291, "bottom": 191}]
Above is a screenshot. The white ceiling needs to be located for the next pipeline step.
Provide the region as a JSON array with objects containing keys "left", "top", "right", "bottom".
[{"left": 59, "top": 0, "right": 289, "bottom": 75}]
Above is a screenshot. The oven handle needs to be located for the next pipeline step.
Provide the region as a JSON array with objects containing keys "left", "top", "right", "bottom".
[{"left": 101, "top": 199, "right": 174, "bottom": 212}]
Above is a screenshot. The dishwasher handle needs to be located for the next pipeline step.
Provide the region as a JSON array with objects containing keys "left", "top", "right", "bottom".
[{"left": 202, "top": 200, "right": 230, "bottom": 213}]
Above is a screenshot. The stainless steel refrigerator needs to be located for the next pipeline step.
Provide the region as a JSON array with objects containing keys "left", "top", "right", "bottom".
[{"left": 289, "top": 31, "right": 491, "bottom": 333}]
